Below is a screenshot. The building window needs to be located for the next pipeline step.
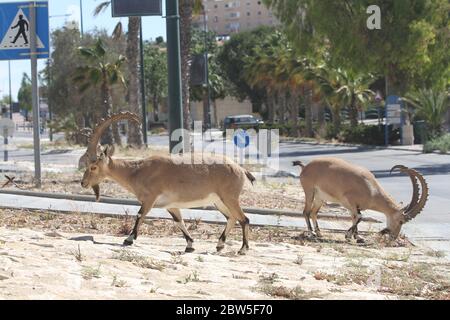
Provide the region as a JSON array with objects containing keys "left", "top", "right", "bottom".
[
  {"left": 246, "top": 12, "right": 250, "bottom": 16},
  {"left": 258, "top": 11, "right": 261, "bottom": 15},
  {"left": 214, "top": 4, "right": 218, "bottom": 9},
  {"left": 257, "top": 1, "right": 261, "bottom": 4}
]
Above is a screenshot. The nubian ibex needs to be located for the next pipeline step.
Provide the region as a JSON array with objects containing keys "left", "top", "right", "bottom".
[
  {"left": 293, "top": 158, "right": 428, "bottom": 242},
  {"left": 80, "top": 112, "right": 254, "bottom": 254}
]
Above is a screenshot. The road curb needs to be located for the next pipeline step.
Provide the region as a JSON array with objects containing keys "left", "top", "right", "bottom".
[{"left": 0, "top": 189, "right": 380, "bottom": 223}]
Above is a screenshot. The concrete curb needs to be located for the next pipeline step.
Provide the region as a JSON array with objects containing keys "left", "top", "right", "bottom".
[
  {"left": 279, "top": 138, "right": 427, "bottom": 153},
  {"left": 0, "top": 189, "right": 380, "bottom": 223}
]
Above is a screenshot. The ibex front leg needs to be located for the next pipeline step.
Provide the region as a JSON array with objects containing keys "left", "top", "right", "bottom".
[{"left": 124, "top": 200, "right": 155, "bottom": 246}]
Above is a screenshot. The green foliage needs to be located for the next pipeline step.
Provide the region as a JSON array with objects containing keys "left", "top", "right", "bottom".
[
  {"left": 189, "top": 28, "right": 229, "bottom": 104},
  {"left": 338, "top": 124, "right": 400, "bottom": 146},
  {"left": 423, "top": 134, "right": 450, "bottom": 154},
  {"left": 17, "top": 73, "right": 32, "bottom": 111},
  {"left": 401, "top": 88, "right": 449, "bottom": 138},
  {"left": 264, "top": 0, "right": 450, "bottom": 94},
  {"left": 217, "top": 26, "right": 275, "bottom": 107},
  {"left": 143, "top": 41, "right": 168, "bottom": 120}
]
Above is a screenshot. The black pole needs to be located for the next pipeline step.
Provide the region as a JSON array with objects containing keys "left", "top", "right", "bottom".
[
  {"left": 139, "top": 18, "right": 148, "bottom": 147},
  {"left": 203, "top": 8, "right": 211, "bottom": 131},
  {"left": 8, "top": 61, "right": 12, "bottom": 119},
  {"left": 166, "top": 0, "right": 184, "bottom": 153}
]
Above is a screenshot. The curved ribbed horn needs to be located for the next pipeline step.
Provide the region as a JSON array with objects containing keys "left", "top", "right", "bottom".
[
  {"left": 404, "top": 169, "right": 429, "bottom": 222},
  {"left": 87, "top": 112, "right": 140, "bottom": 161},
  {"left": 390, "top": 165, "right": 420, "bottom": 212}
]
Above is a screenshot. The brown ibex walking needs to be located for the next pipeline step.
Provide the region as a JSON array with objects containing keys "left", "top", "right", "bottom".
[
  {"left": 80, "top": 112, "right": 254, "bottom": 254},
  {"left": 293, "top": 158, "right": 428, "bottom": 242}
]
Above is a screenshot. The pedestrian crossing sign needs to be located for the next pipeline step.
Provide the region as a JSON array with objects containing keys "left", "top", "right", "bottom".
[{"left": 0, "top": 1, "right": 49, "bottom": 60}]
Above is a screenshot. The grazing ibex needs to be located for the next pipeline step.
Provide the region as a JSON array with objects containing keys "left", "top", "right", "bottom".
[
  {"left": 293, "top": 158, "right": 428, "bottom": 242},
  {"left": 80, "top": 112, "right": 254, "bottom": 254}
]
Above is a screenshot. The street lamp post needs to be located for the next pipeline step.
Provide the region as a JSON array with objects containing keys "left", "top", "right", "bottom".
[
  {"left": 166, "top": 0, "right": 184, "bottom": 153},
  {"left": 79, "top": 0, "right": 84, "bottom": 37}
]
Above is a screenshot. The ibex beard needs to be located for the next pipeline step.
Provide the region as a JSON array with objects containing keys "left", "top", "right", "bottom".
[{"left": 80, "top": 112, "right": 255, "bottom": 255}]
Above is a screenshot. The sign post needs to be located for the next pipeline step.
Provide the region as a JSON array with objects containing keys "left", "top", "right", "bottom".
[
  {"left": 0, "top": 118, "right": 15, "bottom": 162},
  {"left": 0, "top": 1, "right": 49, "bottom": 187},
  {"left": 385, "top": 95, "right": 402, "bottom": 147}
]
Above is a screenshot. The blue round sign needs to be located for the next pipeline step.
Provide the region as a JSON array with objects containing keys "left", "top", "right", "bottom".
[{"left": 233, "top": 129, "right": 250, "bottom": 149}]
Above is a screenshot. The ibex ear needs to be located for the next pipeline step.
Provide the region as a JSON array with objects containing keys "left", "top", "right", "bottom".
[{"left": 104, "top": 145, "right": 115, "bottom": 158}]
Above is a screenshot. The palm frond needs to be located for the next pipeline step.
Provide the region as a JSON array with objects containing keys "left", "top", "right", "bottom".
[{"left": 93, "top": 1, "right": 111, "bottom": 17}]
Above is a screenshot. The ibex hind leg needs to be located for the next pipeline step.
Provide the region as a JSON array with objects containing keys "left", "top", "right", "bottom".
[
  {"left": 215, "top": 202, "right": 236, "bottom": 252},
  {"left": 167, "top": 208, "right": 195, "bottom": 253},
  {"left": 302, "top": 188, "right": 315, "bottom": 238},
  {"left": 310, "top": 200, "right": 324, "bottom": 238},
  {"left": 222, "top": 199, "right": 250, "bottom": 255}
]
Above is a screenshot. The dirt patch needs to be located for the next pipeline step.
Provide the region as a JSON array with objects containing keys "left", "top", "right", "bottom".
[{"left": 0, "top": 209, "right": 448, "bottom": 300}]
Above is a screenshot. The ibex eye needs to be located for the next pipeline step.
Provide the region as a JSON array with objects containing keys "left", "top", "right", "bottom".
[{"left": 91, "top": 166, "right": 97, "bottom": 171}]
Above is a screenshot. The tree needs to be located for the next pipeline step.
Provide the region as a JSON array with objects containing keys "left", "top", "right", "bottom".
[
  {"left": 218, "top": 26, "right": 275, "bottom": 114},
  {"left": 189, "top": 28, "right": 229, "bottom": 127},
  {"left": 74, "top": 39, "right": 127, "bottom": 145},
  {"left": 143, "top": 42, "right": 167, "bottom": 122},
  {"left": 179, "top": 0, "right": 203, "bottom": 130},
  {"left": 264, "top": 0, "right": 450, "bottom": 96},
  {"left": 402, "top": 88, "right": 449, "bottom": 138},
  {"left": 18, "top": 73, "right": 32, "bottom": 120},
  {"left": 94, "top": 2, "right": 143, "bottom": 147}
]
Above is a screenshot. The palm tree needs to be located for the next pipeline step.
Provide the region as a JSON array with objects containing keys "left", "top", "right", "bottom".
[
  {"left": 94, "top": 2, "right": 143, "bottom": 147},
  {"left": 334, "top": 71, "right": 375, "bottom": 127},
  {"left": 401, "top": 88, "right": 449, "bottom": 138},
  {"left": 74, "top": 39, "right": 126, "bottom": 145},
  {"left": 179, "top": 0, "right": 203, "bottom": 131}
]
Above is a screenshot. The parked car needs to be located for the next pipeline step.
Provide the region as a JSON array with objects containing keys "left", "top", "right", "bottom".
[{"left": 223, "top": 115, "right": 264, "bottom": 132}]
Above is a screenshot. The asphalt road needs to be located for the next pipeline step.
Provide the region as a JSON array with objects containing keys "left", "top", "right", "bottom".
[{"left": 3, "top": 131, "right": 449, "bottom": 255}]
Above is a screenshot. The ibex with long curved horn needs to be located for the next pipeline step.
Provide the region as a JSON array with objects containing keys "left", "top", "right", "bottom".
[
  {"left": 293, "top": 158, "right": 428, "bottom": 241},
  {"left": 80, "top": 112, "right": 254, "bottom": 254}
]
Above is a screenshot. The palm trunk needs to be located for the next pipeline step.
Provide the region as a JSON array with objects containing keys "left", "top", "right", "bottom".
[
  {"left": 305, "top": 86, "right": 313, "bottom": 138},
  {"left": 212, "top": 99, "right": 218, "bottom": 127},
  {"left": 126, "top": 17, "right": 143, "bottom": 147},
  {"left": 152, "top": 95, "right": 159, "bottom": 122},
  {"left": 349, "top": 95, "right": 358, "bottom": 127},
  {"left": 100, "top": 81, "right": 114, "bottom": 145},
  {"left": 331, "top": 105, "right": 341, "bottom": 136},
  {"left": 112, "top": 122, "right": 122, "bottom": 146},
  {"left": 289, "top": 93, "right": 300, "bottom": 137},
  {"left": 179, "top": 0, "right": 193, "bottom": 131}
]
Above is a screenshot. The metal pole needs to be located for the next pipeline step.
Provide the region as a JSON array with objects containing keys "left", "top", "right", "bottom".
[
  {"left": 166, "top": 0, "right": 184, "bottom": 153},
  {"left": 30, "top": 2, "right": 42, "bottom": 187},
  {"left": 48, "top": 38, "right": 52, "bottom": 142},
  {"left": 203, "top": 8, "right": 211, "bottom": 131},
  {"left": 139, "top": 18, "right": 148, "bottom": 147},
  {"left": 8, "top": 61, "right": 12, "bottom": 119},
  {"left": 79, "top": 0, "right": 84, "bottom": 37}
]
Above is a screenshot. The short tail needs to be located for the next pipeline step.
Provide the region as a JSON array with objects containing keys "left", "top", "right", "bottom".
[
  {"left": 292, "top": 160, "right": 305, "bottom": 169},
  {"left": 245, "top": 170, "right": 256, "bottom": 185}
]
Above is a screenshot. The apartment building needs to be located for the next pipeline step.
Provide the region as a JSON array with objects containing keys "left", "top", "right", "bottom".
[{"left": 198, "top": 0, "right": 278, "bottom": 36}]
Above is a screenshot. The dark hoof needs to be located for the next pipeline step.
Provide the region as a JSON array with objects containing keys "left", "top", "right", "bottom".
[
  {"left": 185, "top": 247, "right": 195, "bottom": 253},
  {"left": 123, "top": 239, "right": 133, "bottom": 246},
  {"left": 238, "top": 248, "right": 248, "bottom": 255},
  {"left": 356, "top": 238, "right": 365, "bottom": 244},
  {"left": 216, "top": 245, "right": 224, "bottom": 252}
]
